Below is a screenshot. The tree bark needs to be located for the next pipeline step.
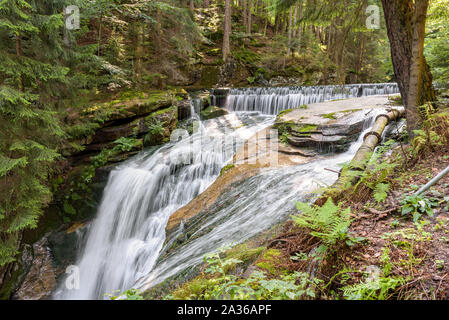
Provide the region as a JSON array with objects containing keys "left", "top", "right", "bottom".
[
  {"left": 243, "top": 0, "right": 247, "bottom": 29},
  {"left": 291, "top": 2, "right": 298, "bottom": 57},
  {"left": 134, "top": 22, "right": 145, "bottom": 83},
  {"left": 406, "top": 0, "right": 430, "bottom": 134},
  {"left": 223, "top": 0, "right": 232, "bottom": 61},
  {"left": 247, "top": 0, "right": 252, "bottom": 35},
  {"left": 98, "top": 14, "right": 102, "bottom": 56},
  {"left": 286, "top": 7, "right": 293, "bottom": 57},
  {"left": 297, "top": 0, "right": 303, "bottom": 50},
  {"left": 380, "top": 0, "right": 436, "bottom": 128}
]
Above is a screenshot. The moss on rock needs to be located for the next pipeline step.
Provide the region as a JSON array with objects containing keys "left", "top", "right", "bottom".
[
  {"left": 255, "top": 249, "right": 283, "bottom": 276},
  {"left": 200, "top": 106, "right": 229, "bottom": 120}
]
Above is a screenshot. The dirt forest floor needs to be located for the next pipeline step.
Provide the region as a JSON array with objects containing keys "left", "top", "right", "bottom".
[
  {"left": 272, "top": 142, "right": 449, "bottom": 300},
  {"left": 348, "top": 148, "right": 449, "bottom": 299}
]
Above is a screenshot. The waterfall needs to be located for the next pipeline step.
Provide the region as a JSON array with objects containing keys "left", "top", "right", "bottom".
[
  {"left": 136, "top": 109, "right": 384, "bottom": 291},
  {"left": 224, "top": 83, "right": 399, "bottom": 114},
  {"left": 54, "top": 110, "right": 275, "bottom": 300}
]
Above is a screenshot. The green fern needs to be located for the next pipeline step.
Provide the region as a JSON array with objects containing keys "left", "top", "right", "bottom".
[
  {"left": 342, "top": 275, "right": 406, "bottom": 300},
  {"left": 292, "top": 198, "right": 353, "bottom": 246},
  {"left": 373, "top": 183, "right": 390, "bottom": 203}
]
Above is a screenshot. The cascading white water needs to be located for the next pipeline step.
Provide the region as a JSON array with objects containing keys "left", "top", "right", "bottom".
[
  {"left": 225, "top": 83, "right": 399, "bottom": 114},
  {"left": 54, "top": 104, "right": 275, "bottom": 300},
  {"left": 136, "top": 109, "right": 384, "bottom": 291}
]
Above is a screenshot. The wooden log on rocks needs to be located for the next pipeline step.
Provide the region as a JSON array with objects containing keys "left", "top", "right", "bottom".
[{"left": 316, "top": 108, "right": 405, "bottom": 205}]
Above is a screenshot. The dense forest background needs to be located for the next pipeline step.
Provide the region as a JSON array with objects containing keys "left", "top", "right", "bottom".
[{"left": 0, "top": 0, "right": 448, "bottom": 286}]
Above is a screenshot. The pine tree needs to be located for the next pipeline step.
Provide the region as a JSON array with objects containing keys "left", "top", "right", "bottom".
[{"left": 0, "top": 0, "right": 68, "bottom": 265}]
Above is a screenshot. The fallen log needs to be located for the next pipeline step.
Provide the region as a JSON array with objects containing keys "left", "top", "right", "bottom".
[{"left": 316, "top": 107, "right": 405, "bottom": 205}]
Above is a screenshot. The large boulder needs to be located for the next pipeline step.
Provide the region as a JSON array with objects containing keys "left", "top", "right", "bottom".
[
  {"left": 13, "top": 238, "right": 57, "bottom": 300},
  {"left": 274, "top": 108, "right": 374, "bottom": 154}
]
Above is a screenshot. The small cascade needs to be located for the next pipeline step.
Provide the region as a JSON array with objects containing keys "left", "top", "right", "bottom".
[
  {"left": 190, "top": 98, "right": 202, "bottom": 117},
  {"left": 224, "top": 83, "right": 399, "bottom": 114}
]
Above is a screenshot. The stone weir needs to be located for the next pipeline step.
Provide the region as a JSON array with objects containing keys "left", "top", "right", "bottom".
[{"left": 210, "top": 83, "right": 399, "bottom": 114}]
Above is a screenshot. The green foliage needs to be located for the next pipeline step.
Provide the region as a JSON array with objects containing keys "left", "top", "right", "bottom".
[
  {"left": 373, "top": 183, "right": 390, "bottom": 204},
  {"left": 341, "top": 247, "right": 406, "bottom": 300},
  {"left": 426, "top": 0, "right": 449, "bottom": 87},
  {"left": 291, "top": 199, "right": 364, "bottom": 261},
  {"left": 411, "top": 107, "right": 449, "bottom": 157},
  {"left": 293, "top": 199, "right": 352, "bottom": 247},
  {"left": 167, "top": 246, "right": 321, "bottom": 300},
  {"left": 350, "top": 139, "right": 398, "bottom": 202},
  {"left": 105, "top": 288, "right": 144, "bottom": 300},
  {"left": 112, "top": 137, "right": 140, "bottom": 153},
  {"left": 400, "top": 194, "right": 438, "bottom": 222},
  {"left": 321, "top": 112, "right": 337, "bottom": 120},
  {"left": 342, "top": 273, "right": 405, "bottom": 300},
  {"left": 233, "top": 46, "right": 260, "bottom": 65},
  {"left": 0, "top": 0, "right": 70, "bottom": 265},
  {"left": 220, "top": 164, "right": 235, "bottom": 176},
  {"left": 255, "top": 249, "right": 282, "bottom": 276},
  {"left": 280, "top": 131, "right": 290, "bottom": 144}
]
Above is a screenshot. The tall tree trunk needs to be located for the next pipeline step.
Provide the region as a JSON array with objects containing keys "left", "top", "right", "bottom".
[
  {"left": 243, "top": 0, "right": 247, "bottom": 30},
  {"left": 380, "top": 0, "right": 436, "bottom": 117},
  {"left": 98, "top": 13, "right": 102, "bottom": 56},
  {"left": 355, "top": 34, "right": 366, "bottom": 83},
  {"left": 292, "top": 2, "right": 298, "bottom": 38},
  {"left": 297, "top": 0, "right": 303, "bottom": 50},
  {"left": 190, "top": 0, "right": 194, "bottom": 12},
  {"left": 223, "top": 0, "right": 232, "bottom": 61},
  {"left": 247, "top": 0, "right": 252, "bottom": 35},
  {"left": 155, "top": 7, "right": 162, "bottom": 53},
  {"left": 286, "top": 7, "right": 293, "bottom": 58},
  {"left": 406, "top": 0, "right": 430, "bottom": 135},
  {"left": 291, "top": 2, "right": 298, "bottom": 57},
  {"left": 274, "top": 13, "right": 279, "bottom": 35},
  {"left": 134, "top": 22, "right": 144, "bottom": 83}
]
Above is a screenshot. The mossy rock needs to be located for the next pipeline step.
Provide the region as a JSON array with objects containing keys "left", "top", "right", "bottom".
[
  {"left": 200, "top": 106, "right": 229, "bottom": 120},
  {"left": 219, "top": 164, "right": 235, "bottom": 176},
  {"left": 272, "top": 120, "right": 296, "bottom": 136},
  {"left": 142, "top": 106, "right": 178, "bottom": 147},
  {"left": 255, "top": 249, "right": 283, "bottom": 276},
  {"left": 221, "top": 244, "right": 265, "bottom": 274},
  {"left": 82, "top": 90, "right": 179, "bottom": 125}
]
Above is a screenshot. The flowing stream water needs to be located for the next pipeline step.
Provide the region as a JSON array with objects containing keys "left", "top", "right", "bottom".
[
  {"left": 55, "top": 84, "right": 395, "bottom": 299},
  {"left": 224, "top": 83, "right": 399, "bottom": 114}
]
